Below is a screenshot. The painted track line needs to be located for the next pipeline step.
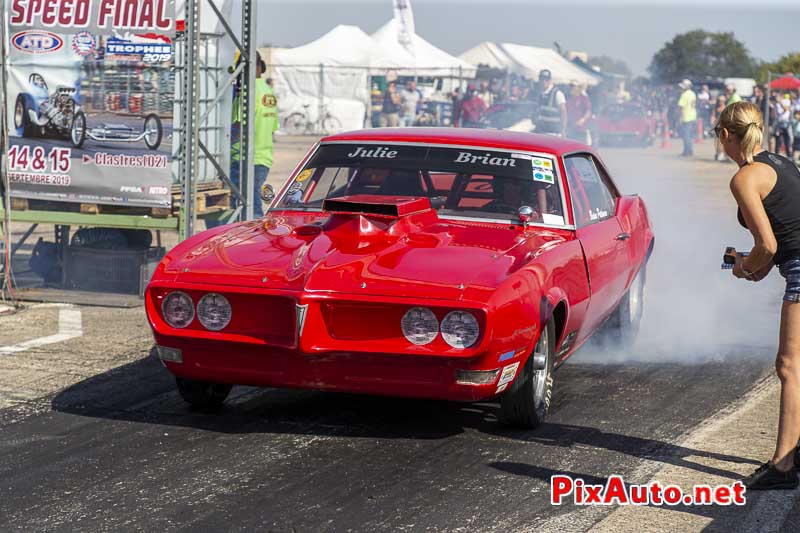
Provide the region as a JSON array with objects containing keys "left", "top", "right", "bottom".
[{"left": 0, "top": 307, "right": 83, "bottom": 355}]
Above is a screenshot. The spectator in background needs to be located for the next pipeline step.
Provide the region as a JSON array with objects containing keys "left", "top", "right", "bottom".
[
  {"left": 774, "top": 94, "right": 794, "bottom": 159},
  {"left": 534, "top": 69, "right": 567, "bottom": 136},
  {"left": 676, "top": 79, "right": 697, "bottom": 157},
  {"left": 614, "top": 81, "right": 631, "bottom": 104},
  {"left": 711, "top": 93, "right": 728, "bottom": 161},
  {"left": 460, "top": 84, "right": 487, "bottom": 128},
  {"left": 478, "top": 80, "right": 494, "bottom": 108},
  {"left": 450, "top": 87, "right": 463, "bottom": 127},
  {"left": 207, "top": 52, "right": 277, "bottom": 228},
  {"left": 566, "top": 81, "right": 592, "bottom": 145},
  {"left": 370, "top": 83, "right": 384, "bottom": 127},
  {"left": 725, "top": 83, "right": 742, "bottom": 106},
  {"left": 697, "top": 84, "right": 711, "bottom": 134},
  {"left": 751, "top": 84, "right": 764, "bottom": 107},
  {"left": 399, "top": 80, "right": 421, "bottom": 127},
  {"left": 793, "top": 109, "right": 800, "bottom": 163},
  {"left": 380, "top": 81, "right": 401, "bottom": 127}
]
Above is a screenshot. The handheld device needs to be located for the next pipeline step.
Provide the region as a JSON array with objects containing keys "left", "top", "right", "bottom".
[{"left": 722, "top": 247, "right": 749, "bottom": 270}]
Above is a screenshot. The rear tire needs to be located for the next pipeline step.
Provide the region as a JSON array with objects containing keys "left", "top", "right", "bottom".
[
  {"left": 70, "top": 110, "right": 86, "bottom": 148},
  {"left": 176, "top": 377, "right": 232, "bottom": 409},
  {"left": 605, "top": 263, "right": 646, "bottom": 348},
  {"left": 499, "top": 320, "right": 555, "bottom": 429},
  {"left": 143, "top": 113, "right": 163, "bottom": 150},
  {"left": 14, "top": 94, "right": 34, "bottom": 137}
]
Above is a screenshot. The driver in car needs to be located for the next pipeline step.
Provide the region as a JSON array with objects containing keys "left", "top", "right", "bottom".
[{"left": 484, "top": 177, "right": 550, "bottom": 219}]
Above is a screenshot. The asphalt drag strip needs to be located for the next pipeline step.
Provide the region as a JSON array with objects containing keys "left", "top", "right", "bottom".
[{"left": 0, "top": 335, "right": 776, "bottom": 531}]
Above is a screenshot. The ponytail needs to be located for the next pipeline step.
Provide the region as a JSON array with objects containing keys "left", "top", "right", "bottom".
[{"left": 716, "top": 102, "right": 764, "bottom": 164}]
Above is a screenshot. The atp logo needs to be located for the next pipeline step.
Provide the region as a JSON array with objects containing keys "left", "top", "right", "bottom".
[{"left": 12, "top": 31, "right": 63, "bottom": 54}]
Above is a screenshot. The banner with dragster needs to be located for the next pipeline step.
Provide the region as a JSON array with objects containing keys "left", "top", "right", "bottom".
[{"left": 3, "top": 0, "right": 175, "bottom": 208}]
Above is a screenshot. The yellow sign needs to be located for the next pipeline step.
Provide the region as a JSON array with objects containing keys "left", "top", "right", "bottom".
[{"left": 296, "top": 169, "right": 313, "bottom": 182}]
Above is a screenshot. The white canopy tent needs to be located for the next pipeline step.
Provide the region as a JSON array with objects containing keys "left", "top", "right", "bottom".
[
  {"left": 370, "top": 19, "right": 477, "bottom": 79},
  {"left": 264, "top": 23, "right": 478, "bottom": 133},
  {"left": 459, "top": 42, "right": 600, "bottom": 86},
  {"left": 265, "top": 25, "right": 419, "bottom": 132}
]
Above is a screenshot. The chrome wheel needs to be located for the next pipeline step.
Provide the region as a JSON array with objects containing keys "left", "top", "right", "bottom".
[
  {"left": 629, "top": 267, "right": 645, "bottom": 324},
  {"left": 143, "top": 113, "right": 163, "bottom": 150},
  {"left": 499, "top": 320, "right": 555, "bottom": 429},
  {"left": 532, "top": 324, "right": 549, "bottom": 407}
]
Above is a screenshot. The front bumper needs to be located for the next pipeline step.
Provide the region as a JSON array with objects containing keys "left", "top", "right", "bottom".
[
  {"left": 147, "top": 283, "right": 528, "bottom": 402},
  {"left": 154, "top": 336, "right": 519, "bottom": 402}
]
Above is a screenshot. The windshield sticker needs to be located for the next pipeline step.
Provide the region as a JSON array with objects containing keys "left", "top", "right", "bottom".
[
  {"left": 542, "top": 213, "right": 565, "bottom": 226},
  {"left": 454, "top": 151, "right": 517, "bottom": 167},
  {"left": 511, "top": 153, "right": 533, "bottom": 160},
  {"left": 296, "top": 168, "right": 314, "bottom": 182},
  {"left": 346, "top": 146, "right": 398, "bottom": 159},
  {"left": 533, "top": 168, "right": 555, "bottom": 184}
]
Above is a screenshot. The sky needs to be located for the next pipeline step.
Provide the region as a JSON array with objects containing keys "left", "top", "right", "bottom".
[{"left": 258, "top": 0, "right": 800, "bottom": 76}]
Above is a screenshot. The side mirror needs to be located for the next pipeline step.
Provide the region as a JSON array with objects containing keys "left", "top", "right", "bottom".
[
  {"left": 260, "top": 183, "right": 275, "bottom": 203},
  {"left": 518, "top": 205, "right": 534, "bottom": 228}
]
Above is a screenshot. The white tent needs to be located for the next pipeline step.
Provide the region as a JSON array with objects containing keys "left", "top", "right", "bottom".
[
  {"left": 265, "top": 25, "right": 418, "bottom": 132},
  {"left": 371, "top": 19, "right": 477, "bottom": 78},
  {"left": 460, "top": 42, "right": 600, "bottom": 86}
]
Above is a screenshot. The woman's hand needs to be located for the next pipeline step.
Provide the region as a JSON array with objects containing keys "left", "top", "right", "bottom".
[
  {"left": 733, "top": 255, "right": 774, "bottom": 282},
  {"left": 732, "top": 261, "right": 750, "bottom": 279}
]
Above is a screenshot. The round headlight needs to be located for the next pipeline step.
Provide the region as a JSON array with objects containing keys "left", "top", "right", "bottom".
[
  {"left": 441, "top": 311, "right": 480, "bottom": 349},
  {"left": 401, "top": 307, "right": 439, "bottom": 345},
  {"left": 161, "top": 291, "right": 194, "bottom": 328},
  {"left": 197, "top": 293, "right": 232, "bottom": 331}
]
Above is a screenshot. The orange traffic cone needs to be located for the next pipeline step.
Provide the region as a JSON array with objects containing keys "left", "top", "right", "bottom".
[
  {"left": 695, "top": 118, "right": 703, "bottom": 144},
  {"left": 661, "top": 123, "right": 671, "bottom": 149}
]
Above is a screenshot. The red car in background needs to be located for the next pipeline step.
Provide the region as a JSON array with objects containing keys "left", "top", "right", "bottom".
[
  {"left": 146, "top": 128, "right": 654, "bottom": 428},
  {"left": 591, "top": 103, "right": 657, "bottom": 147}
]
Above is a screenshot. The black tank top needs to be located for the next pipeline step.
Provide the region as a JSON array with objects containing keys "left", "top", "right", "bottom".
[{"left": 737, "top": 151, "right": 800, "bottom": 265}]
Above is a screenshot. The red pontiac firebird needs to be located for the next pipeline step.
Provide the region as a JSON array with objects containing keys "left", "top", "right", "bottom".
[{"left": 146, "top": 128, "right": 654, "bottom": 428}]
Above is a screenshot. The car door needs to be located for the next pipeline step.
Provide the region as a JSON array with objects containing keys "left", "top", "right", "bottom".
[{"left": 564, "top": 154, "right": 630, "bottom": 336}]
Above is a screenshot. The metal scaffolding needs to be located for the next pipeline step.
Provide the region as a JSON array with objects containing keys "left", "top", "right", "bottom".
[{"left": 183, "top": 0, "right": 258, "bottom": 237}]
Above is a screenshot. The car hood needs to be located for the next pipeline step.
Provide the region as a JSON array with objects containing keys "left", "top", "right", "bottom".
[{"left": 166, "top": 209, "right": 569, "bottom": 301}]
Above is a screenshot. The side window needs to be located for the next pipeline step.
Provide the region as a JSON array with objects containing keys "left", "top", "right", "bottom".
[{"left": 564, "top": 155, "right": 616, "bottom": 227}]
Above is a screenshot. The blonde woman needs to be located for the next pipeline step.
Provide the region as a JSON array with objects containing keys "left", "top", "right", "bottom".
[{"left": 716, "top": 101, "right": 800, "bottom": 489}]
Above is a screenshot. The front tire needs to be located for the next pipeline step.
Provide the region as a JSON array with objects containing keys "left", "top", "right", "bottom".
[
  {"left": 499, "top": 320, "right": 555, "bottom": 429},
  {"left": 176, "top": 377, "right": 232, "bottom": 409}
]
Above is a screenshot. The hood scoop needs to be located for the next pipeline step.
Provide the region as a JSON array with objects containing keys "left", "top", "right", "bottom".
[
  {"left": 323, "top": 195, "right": 432, "bottom": 218},
  {"left": 320, "top": 195, "right": 438, "bottom": 248}
]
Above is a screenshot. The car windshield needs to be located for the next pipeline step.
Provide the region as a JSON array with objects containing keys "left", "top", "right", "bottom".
[{"left": 274, "top": 143, "right": 566, "bottom": 226}]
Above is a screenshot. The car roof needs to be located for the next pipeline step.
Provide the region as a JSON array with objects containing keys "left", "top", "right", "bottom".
[{"left": 321, "top": 127, "right": 593, "bottom": 156}]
